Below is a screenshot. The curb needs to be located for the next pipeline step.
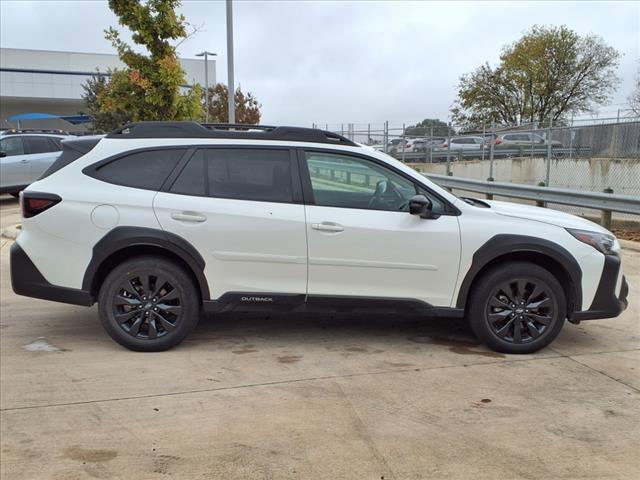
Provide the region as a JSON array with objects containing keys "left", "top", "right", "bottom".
[
  {"left": 1, "top": 224, "right": 20, "bottom": 240},
  {"left": 619, "top": 239, "right": 640, "bottom": 252}
]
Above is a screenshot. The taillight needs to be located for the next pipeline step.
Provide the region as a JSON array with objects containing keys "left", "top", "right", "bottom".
[
  {"left": 442, "top": 143, "right": 448, "bottom": 149},
  {"left": 21, "top": 192, "right": 61, "bottom": 218},
  {"left": 495, "top": 138, "right": 503, "bottom": 145}
]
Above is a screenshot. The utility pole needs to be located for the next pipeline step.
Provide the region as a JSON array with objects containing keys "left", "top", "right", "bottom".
[
  {"left": 196, "top": 51, "right": 216, "bottom": 123},
  {"left": 226, "top": 0, "right": 235, "bottom": 124},
  {"left": 545, "top": 117, "right": 553, "bottom": 186}
]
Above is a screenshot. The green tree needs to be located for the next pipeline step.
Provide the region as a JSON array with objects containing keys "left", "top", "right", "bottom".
[
  {"left": 452, "top": 25, "right": 621, "bottom": 128},
  {"left": 405, "top": 118, "right": 453, "bottom": 137},
  {"left": 205, "top": 83, "right": 262, "bottom": 124},
  {"left": 88, "top": 0, "right": 203, "bottom": 125},
  {"left": 81, "top": 71, "right": 131, "bottom": 132}
]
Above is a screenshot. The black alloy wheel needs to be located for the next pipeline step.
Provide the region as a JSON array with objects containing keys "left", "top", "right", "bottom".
[
  {"left": 113, "top": 270, "right": 182, "bottom": 340},
  {"left": 467, "top": 262, "right": 566, "bottom": 354},
  {"left": 486, "top": 279, "right": 555, "bottom": 344},
  {"left": 98, "top": 256, "right": 200, "bottom": 351}
]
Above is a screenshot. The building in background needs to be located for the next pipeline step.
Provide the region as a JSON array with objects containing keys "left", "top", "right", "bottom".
[{"left": 0, "top": 48, "right": 215, "bottom": 131}]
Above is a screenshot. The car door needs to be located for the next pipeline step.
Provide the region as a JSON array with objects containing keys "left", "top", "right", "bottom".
[
  {"left": 23, "top": 136, "right": 61, "bottom": 182},
  {"left": 301, "top": 149, "right": 461, "bottom": 307},
  {"left": 0, "top": 136, "right": 28, "bottom": 190},
  {"left": 153, "top": 146, "right": 308, "bottom": 301}
]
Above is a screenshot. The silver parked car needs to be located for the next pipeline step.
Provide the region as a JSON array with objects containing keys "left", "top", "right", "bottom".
[
  {"left": 439, "top": 136, "right": 485, "bottom": 151},
  {"left": 494, "top": 132, "right": 563, "bottom": 148},
  {"left": 0, "top": 131, "right": 68, "bottom": 196}
]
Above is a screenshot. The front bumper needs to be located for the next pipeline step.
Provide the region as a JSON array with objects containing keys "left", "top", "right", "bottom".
[
  {"left": 11, "top": 242, "right": 93, "bottom": 306},
  {"left": 571, "top": 254, "right": 628, "bottom": 322}
]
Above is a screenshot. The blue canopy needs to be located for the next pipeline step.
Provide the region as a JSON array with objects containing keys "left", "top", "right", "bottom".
[{"left": 8, "top": 113, "right": 93, "bottom": 125}]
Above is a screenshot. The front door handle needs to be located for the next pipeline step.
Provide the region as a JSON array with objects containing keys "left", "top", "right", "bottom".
[
  {"left": 171, "top": 211, "right": 207, "bottom": 223},
  {"left": 311, "top": 222, "right": 344, "bottom": 232}
]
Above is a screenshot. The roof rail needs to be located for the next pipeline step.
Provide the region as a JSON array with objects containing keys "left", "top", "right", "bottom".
[
  {"left": 106, "top": 121, "right": 358, "bottom": 146},
  {"left": 201, "top": 123, "right": 278, "bottom": 131},
  {"left": 1, "top": 128, "right": 70, "bottom": 135}
]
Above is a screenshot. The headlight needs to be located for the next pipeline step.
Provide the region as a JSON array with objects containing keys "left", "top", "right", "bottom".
[{"left": 567, "top": 228, "right": 619, "bottom": 255}]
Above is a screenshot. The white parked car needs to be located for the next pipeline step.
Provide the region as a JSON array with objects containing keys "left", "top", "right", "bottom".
[
  {"left": 11, "top": 122, "right": 628, "bottom": 353},
  {"left": 399, "top": 138, "right": 424, "bottom": 153},
  {"left": 439, "top": 136, "right": 485, "bottom": 151},
  {"left": 0, "top": 130, "right": 68, "bottom": 196}
]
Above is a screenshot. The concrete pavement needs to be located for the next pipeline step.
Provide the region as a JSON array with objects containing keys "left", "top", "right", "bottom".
[
  {"left": 0, "top": 195, "right": 21, "bottom": 233},
  {"left": 0, "top": 202, "right": 639, "bottom": 479}
]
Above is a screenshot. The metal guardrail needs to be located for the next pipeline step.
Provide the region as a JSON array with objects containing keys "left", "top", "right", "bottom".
[
  {"left": 388, "top": 146, "right": 593, "bottom": 162},
  {"left": 425, "top": 174, "right": 640, "bottom": 216}
]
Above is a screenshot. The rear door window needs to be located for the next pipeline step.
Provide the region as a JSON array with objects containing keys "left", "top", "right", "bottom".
[
  {"left": 24, "top": 136, "right": 56, "bottom": 154},
  {"left": 91, "top": 148, "right": 186, "bottom": 190},
  {"left": 170, "top": 148, "right": 293, "bottom": 203}
]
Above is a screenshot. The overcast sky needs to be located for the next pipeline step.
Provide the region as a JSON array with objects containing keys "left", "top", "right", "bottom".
[{"left": 1, "top": 0, "right": 638, "bottom": 126}]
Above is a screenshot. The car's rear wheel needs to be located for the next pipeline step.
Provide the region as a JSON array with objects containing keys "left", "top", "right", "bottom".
[
  {"left": 467, "top": 262, "right": 566, "bottom": 354},
  {"left": 98, "top": 256, "right": 200, "bottom": 351}
]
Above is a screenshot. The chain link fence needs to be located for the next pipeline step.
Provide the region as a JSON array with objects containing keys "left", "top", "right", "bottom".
[{"left": 314, "top": 117, "right": 640, "bottom": 223}]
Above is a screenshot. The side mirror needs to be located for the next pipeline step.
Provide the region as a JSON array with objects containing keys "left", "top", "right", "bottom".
[
  {"left": 409, "top": 194, "right": 439, "bottom": 219},
  {"left": 0, "top": 151, "right": 6, "bottom": 158}
]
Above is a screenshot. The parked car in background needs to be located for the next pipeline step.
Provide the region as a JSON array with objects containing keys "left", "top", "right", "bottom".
[
  {"left": 387, "top": 138, "right": 407, "bottom": 154},
  {"left": 0, "top": 130, "right": 69, "bottom": 196},
  {"left": 375, "top": 138, "right": 406, "bottom": 154},
  {"left": 492, "top": 132, "right": 565, "bottom": 158},
  {"left": 413, "top": 138, "right": 447, "bottom": 153},
  {"left": 494, "top": 132, "right": 563, "bottom": 148},
  {"left": 401, "top": 138, "right": 420, "bottom": 153},
  {"left": 439, "top": 136, "right": 485, "bottom": 151},
  {"left": 400, "top": 138, "right": 448, "bottom": 154}
]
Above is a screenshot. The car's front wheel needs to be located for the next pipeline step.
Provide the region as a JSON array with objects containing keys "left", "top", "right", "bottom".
[
  {"left": 98, "top": 256, "right": 200, "bottom": 351},
  {"left": 467, "top": 262, "right": 566, "bottom": 354}
]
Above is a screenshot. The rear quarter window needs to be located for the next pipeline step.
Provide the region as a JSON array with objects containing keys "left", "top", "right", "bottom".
[{"left": 89, "top": 148, "right": 186, "bottom": 190}]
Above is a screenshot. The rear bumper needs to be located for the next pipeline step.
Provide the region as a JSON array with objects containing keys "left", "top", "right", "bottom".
[
  {"left": 572, "top": 254, "right": 628, "bottom": 322},
  {"left": 10, "top": 242, "right": 93, "bottom": 306}
]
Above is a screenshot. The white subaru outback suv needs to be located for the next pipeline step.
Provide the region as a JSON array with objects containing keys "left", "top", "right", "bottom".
[{"left": 10, "top": 122, "right": 628, "bottom": 353}]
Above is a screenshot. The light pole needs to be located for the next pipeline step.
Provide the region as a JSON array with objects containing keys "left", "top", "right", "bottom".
[
  {"left": 196, "top": 51, "right": 216, "bottom": 123},
  {"left": 226, "top": 0, "right": 235, "bottom": 124}
]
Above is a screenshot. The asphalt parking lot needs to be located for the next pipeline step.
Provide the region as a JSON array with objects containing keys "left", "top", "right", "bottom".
[{"left": 1, "top": 196, "right": 639, "bottom": 480}]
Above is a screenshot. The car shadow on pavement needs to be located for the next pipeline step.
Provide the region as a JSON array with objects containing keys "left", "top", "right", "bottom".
[{"left": 184, "top": 312, "right": 488, "bottom": 353}]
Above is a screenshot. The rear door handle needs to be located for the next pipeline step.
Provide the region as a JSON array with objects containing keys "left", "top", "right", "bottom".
[
  {"left": 171, "top": 211, "right": 207, "bottom": 223},
  {"left": 311, "top": 222, "right": 344, "bottom": 232}
]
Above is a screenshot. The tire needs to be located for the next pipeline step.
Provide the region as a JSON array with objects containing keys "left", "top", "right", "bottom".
[
  {"left": 466, "top": 262, "right": 566, "bottom": 354},
  {"left": 98, "top": 256, "right": 200, "bottom": 352}
]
